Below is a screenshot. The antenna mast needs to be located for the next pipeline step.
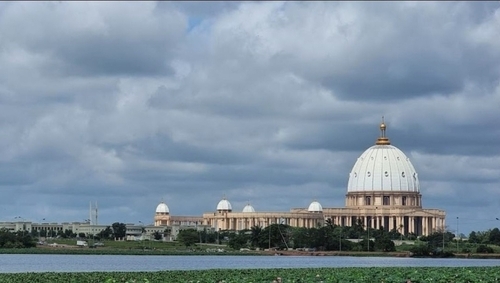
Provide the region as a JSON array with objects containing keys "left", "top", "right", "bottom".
[{"left": 95, "top": 201, "right": 98, "bottom": 225}]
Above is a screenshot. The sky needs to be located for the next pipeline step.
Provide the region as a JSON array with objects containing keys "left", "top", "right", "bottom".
[{"left": 0, "top": 1, "right": 499, "bottom": 235}]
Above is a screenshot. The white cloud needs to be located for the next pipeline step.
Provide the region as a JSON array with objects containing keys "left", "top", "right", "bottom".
[{"left": 0, "top": 1, "right": 499, "bottom": 233}]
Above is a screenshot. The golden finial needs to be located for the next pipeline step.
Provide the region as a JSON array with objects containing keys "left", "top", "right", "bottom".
[
  {"left": 380, "top": 116, "right": 386, "bottom": 132},
  {"left": 375, "top": 116, "right": 391, "bottom": 145}
]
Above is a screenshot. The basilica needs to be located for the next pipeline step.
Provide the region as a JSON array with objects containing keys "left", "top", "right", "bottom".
[
  {"left": 0, "top": 120, "right": 446, "bottom": 240},
  {"left": 154, "top": 120, "right": 446, "bottom": 236}
]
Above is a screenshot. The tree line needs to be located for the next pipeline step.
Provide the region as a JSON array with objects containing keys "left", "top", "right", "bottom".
[
  {"left": 0, "top": 228, "right": 37, "bottom": 248},
  {"left": 177, "top": 220, "right": 400, "bottom": 252},
  {"left": 179, "top": 221, "right": 500, "bottom": 256}
]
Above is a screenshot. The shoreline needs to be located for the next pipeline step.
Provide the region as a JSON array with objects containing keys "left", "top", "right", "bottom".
[
  {"left": 1, "top": 248, "right": 500, "bottom": 259},
  {"left": 262, "top": 250, "right": 500, "bottom": 259}
]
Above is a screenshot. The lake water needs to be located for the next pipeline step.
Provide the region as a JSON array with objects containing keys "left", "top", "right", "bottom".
[{"left": 0, "top": 255, "right": 499, "bottom": 273}]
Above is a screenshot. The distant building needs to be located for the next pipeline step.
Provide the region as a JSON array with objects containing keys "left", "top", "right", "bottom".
[
  {"left": 0, "top": 120, "right": 445, "bottom": 238},
  {"left": 154, "top": 119, "right": 446, "bottom": 236}
]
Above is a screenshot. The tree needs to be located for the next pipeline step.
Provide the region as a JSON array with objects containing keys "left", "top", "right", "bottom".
[
  {"left": 153, "top": 231, "right": 163, "bottom": 240},
  {"left": 48, "top": 230, "right": 57, "bottom": 238},
  {"left": 198, "top": 228, "right": 215, "bottom": 243},
  {"left": 488, "top": 228, "right": 500, "bottom": 245},
  {"left": 325, "top": 218, "right": 334, "bottom": 228},
  {"left": 346, "top": 218, "right": 365, "bottom": 239},
  {"left": 64, "top": 229, "right": 75, "bottom": 238},
  {"left": 476, "top": 244, "right": 494, "bottom": 253},
  {"left": 0, "top": 228, "right": 36, "bottom": 248},
  {"left": 111, "top": 222, "right": 126, "bottom": 240},
  {"left": 98, "top": 226, "right": 113, "bottom": 240},
  {"left": 388, "top": 228, "right": 402, "bottom": 240},
  {"left": 409, "top": 244, "right": 431, "bottom": 256},
  {"left": 228, "top": 232, "right": 250, "bottom": 250},
  {"left": 420, "top": 230, "right": 454, "bottom": 253},
  {"left": 374, "top": 235, "right": 396, "bottom": 252},
  {"left": 250, "top": 226, "right": 262, "bottom": 248},
  {"left": 177, "top": 229, "right": 199, "bottom": 247},
  {"left": 291, "top": 227, "right": 310, "bottom": 249},
  {"left": 57, "top": 230, "right": 65, "bottom": 238},
  {"left": 357, "top": 239, "right": 375, "bottom": 251},
  {"left": 258, "top": 224, "right": 291, "bottom": 250}
]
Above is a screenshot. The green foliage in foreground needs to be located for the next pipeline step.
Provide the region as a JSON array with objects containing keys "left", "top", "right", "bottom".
[{"left": 1, "top": 267, "right": 500, "bottom": 283}]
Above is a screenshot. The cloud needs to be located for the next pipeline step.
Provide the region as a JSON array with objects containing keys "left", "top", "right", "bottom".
[
  {"left": 0, "top": 1, "right": 499, "bottom": 234},
  {"left": 0, "top": 2, "right": 187, "bottom": 77}
]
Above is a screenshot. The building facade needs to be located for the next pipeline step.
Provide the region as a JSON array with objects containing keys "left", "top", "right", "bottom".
[
  {"left": 0, "top": 120, "right": 445, "bottom": 238},
  {"left": 154, "top": 120, "right": 446, "bottom": 236}
]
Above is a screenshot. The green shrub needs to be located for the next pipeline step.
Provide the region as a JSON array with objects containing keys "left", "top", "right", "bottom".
[
  {"left": 409, "top": 244, "right": 431, "bottom": 256},
  {"left": 476, "top": 244, "right": 494, "bottom": 253}
]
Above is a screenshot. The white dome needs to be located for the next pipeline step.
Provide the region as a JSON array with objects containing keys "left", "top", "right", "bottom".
[
  {"left": 347, "top": 144, "right": 420, "bottom": 192},
  {"left": 308, "top": 201, "right": 323, "bottom": 212},
  {"left": 242, "top": 204, "right": 255, "bottom": 213},
  {"left": 216, "top": 198, "right": 232, "bottom": 211},
  {"left": 155, "top": 202, "right": 170, "bottom": 214}
]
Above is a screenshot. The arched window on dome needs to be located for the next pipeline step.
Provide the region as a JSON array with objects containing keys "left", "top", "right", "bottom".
[
  {"left": 402, "top": 196, "right": 407, "bottom": 206},
  {"left": 365, "top": 196, "right": 371, "bottom": 206}
]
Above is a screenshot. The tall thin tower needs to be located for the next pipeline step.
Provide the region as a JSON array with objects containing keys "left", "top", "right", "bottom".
[
  {"left": 89, "top": 201, "right": 98, "bottom": 225},
  {"left": 95, "top": 201, "right": 98, "bottom": 225}
]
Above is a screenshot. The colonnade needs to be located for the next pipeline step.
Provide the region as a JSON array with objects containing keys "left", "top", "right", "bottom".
[
  {"left": 329, "top": 214, "right": 445, "bottom": 235},
  {"left": 204, "top": 213, "right": 324, "bottom": 231},
  {"left": 156, "top": 210, "right": 445, "bottom": 237}
]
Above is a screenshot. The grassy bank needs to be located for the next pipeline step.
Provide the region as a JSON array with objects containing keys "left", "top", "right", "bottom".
[{"left": 0, "top": 267, "right": 500, "bottom": 282}]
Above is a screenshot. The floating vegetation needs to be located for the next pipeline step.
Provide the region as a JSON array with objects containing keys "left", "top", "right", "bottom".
[{"left": 1, "top": 267, "right": 500, "bottom": 283}]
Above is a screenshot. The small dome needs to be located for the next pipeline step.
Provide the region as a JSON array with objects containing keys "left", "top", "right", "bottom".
[
  {"left": 308, "top": 201, "right": 323, "bottom": 212},
  {"left": 155, "top": 201, "right": 170, "bottom": 214},
  {"left": 216, "top": 197, "right": 232, "bottom": 211},
  {"left": 242, "top": 203, "right": 255, "bottom": 213}
]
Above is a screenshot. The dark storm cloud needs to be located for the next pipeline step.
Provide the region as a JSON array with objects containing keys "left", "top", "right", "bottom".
[
  {"left": 165, "top": 1, "right": 242, "bottom": 19},
  {"left": 278, "top": 121, "right": 383, "bottom": 152},
  {"left": 320, "top": 58, "right": 465, "bottom": 101},
  {"left": 104, "top": 133, "right": 257, "bottom": 166},
  {"left": 0, "top": 163, "right": 38, "bottom": 186},
  {"left": 1, "top": 1, "right": 499, "bottom": 234},
  {"left": 395, "top": 124, "right": 500, "bottom": 157},
  {"left": 0, "top": 2, "right": 186, "bottom": 77}
]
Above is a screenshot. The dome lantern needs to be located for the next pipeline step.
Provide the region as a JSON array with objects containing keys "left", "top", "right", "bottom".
[{"left": 375, "top": 116, "right": 391, "bottom": 145}]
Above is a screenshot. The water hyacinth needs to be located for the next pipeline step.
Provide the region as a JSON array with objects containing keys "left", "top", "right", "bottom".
[{"left": 0, "top": 267, "right": 499, "bottom": 282}]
